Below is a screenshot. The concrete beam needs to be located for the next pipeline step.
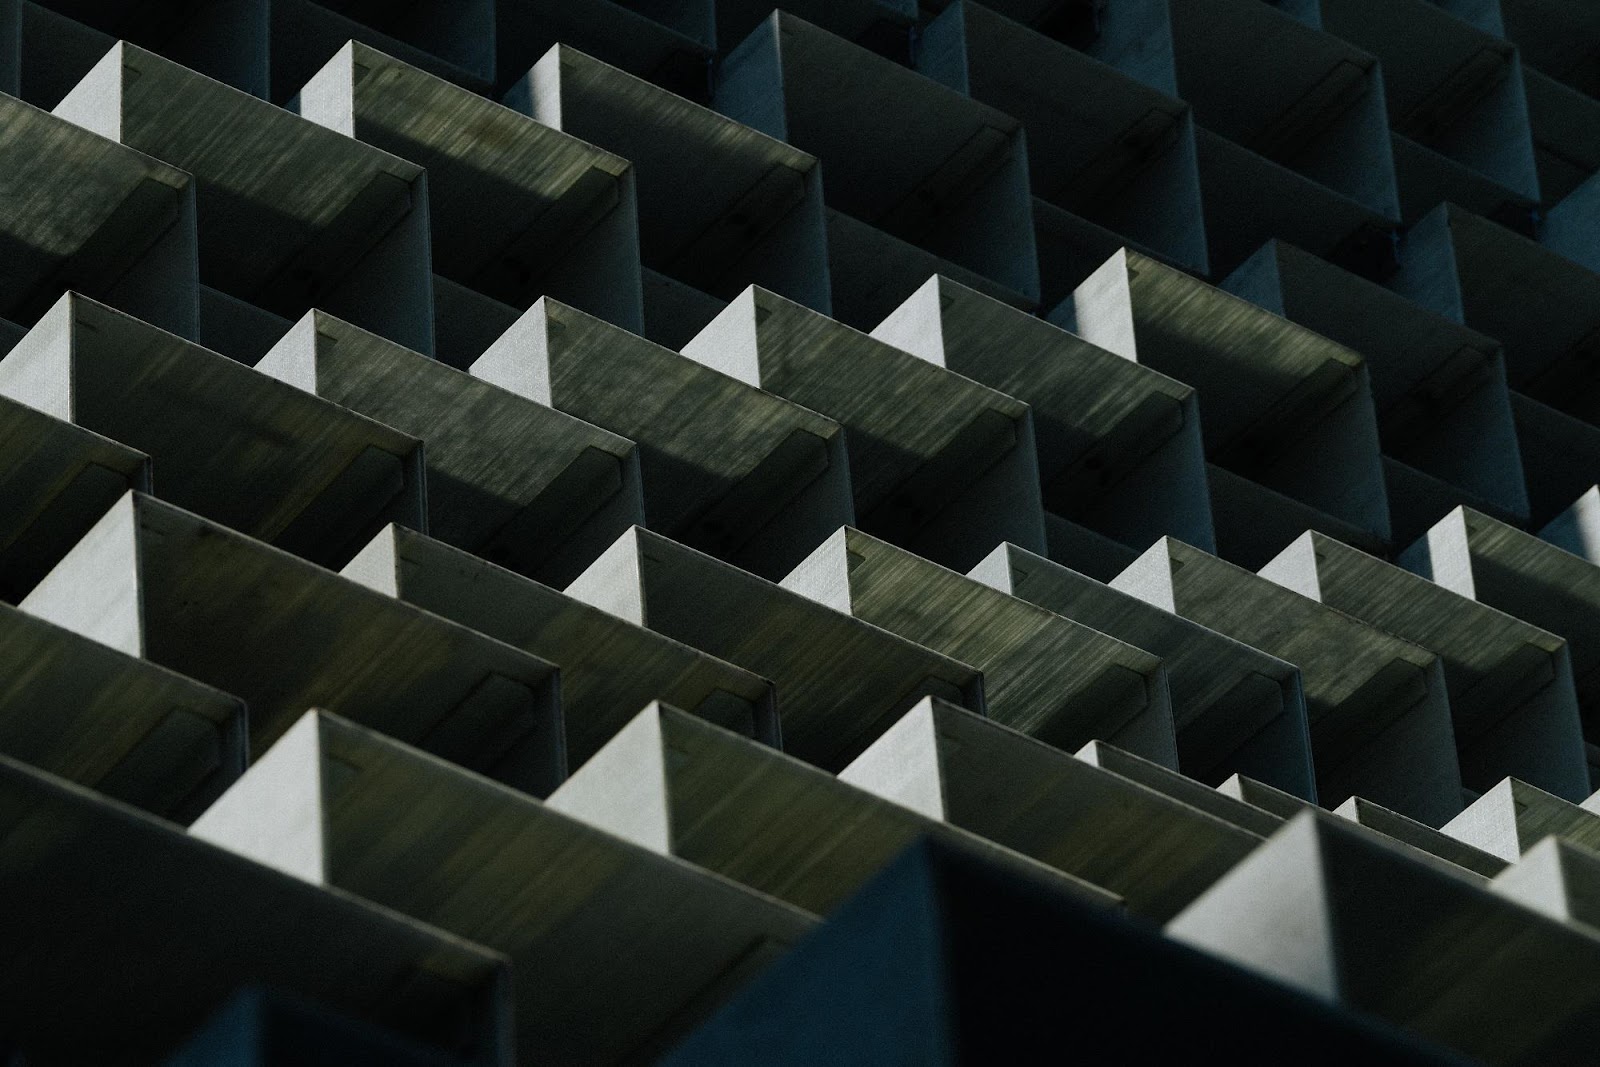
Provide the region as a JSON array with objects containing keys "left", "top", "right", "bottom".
[
  {"left": 0, "top": 754, "right": 510, "bottom": 1064},
  {"left": 662, "top": 835, "right": 1465, "bottom": 1065},
  {"left": 0, "top": 392, "right": 147, "bottom": 601},
  {"left": 1065, "top": 249, "right": 1392, "bottom": 566},
  {"left": 683, "top": 286, "right": 1046, "bottom": 572},
  {"left": 918, "top": 2, "right": 1208, "bottom": 277},
  {"left": 875, "top": 276, "right": 1216, "bottom": 565},
  {"left": 563, "top": 526, "right": 985, "bottom": 772},
  {"left": 474, "top": 296, "right": 853, "bottom": 581},
  {"left": 1116, "top": 537, "right": 1463, "bottom": 825},
  {"left": 297, "top": 42, "right": 643, "bottom": 365},
  {"left": 1262, "top": 531, "right": 1588, "bottom": 800},
  {"left": 1225, "top": 238, "right": 1529, "bottom": 542},
  {"left": 21, "top": 492, "right": 566, "bottom": 797},
  {"left": 191, "top": 709, "right": 813, "bottom": 1066},
  {"left": 974, "top": 543, "right": 1315, "bottom": 797},
  {"left": 493, "top": 0, "right": 715, "bottom": 102},
  {"left": 54, "top": 41, "right": 433, "bottom": 361},
  {"left": 2, "top": 293, "right": 426, "bottom": 569},
  {"left": 836, "top": 698, "right": 1256, "bottom": 920},
  {"left": 1168, "top": 809, "right": 1600, "bottom": 1064},
  {"left": 505, "top": 44, "right": 829, "bottom": 335},
  {"left": 258, "top": 308, "right": 639, "bottom": 586},
  {"left": 786, "top": 527, "right": 1178, "bottom": 765},
  {"left": 1442, "top": 776, "right": 1600, "bottom": 861},
  {"left": 549, "top": 700, "right": 1117, "bottom": 914},
  {"left": 343, "top": 524, "right": 778, "bottom": 766},
  {"left": 1078, "top": 739, "right": 1286, "bottom": 836},
  {"left": 714, "top": 13, "right": 1040, "bottom": 307},
  {"left": 0, "top": 91, "right": 196, "bottom": 338}
]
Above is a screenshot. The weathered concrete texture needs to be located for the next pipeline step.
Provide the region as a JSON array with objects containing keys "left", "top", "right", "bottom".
[
  {"left": 837, "top": 698, "right": 1257, "bottom": 920},
  {"left": 1064, "top": 250, "right": 1391, "bottom": 568},
  {"left": 663, "top": 836, "right": 1468, "bottom": 1066},
  {"left": 684, "top": 286, "right": 1046, "bottom": 573},
  {"left": 564, "top": 526, "right": 985, "bottom": 773},
  {"left": 1318, "top": 0, "right": 1540, "bottom": 221},
  {"left": 1262, "top": 532, "right": 1589, "bottom": 800},
  {"left": 298, "top": 42, "right": 643, "bottom": 365},
  {"left": 787, "top": 527, "right": 1178, "bottom": 765},
  {"left": 53, "top": 41, "right": 433, "bottom": 361},
  {"left": 549, "top": 701, "right": 1117, "bottom": 914},
  {"left": 1403, "top": 505, "right": 1600, "bottom": 767},
  {"left": 3, "top": 294, "right": 426, "bottom": 569},
  {"left": 1116, "top": 538, "right": 1464, "bottom": 826},
  {"left": 0, "top": 91, "right": 197, "bottom": 339},
  {"left": 1490, "top": 837, "right": 1600, "bottom": 936},
  {"left": 1078, "top": 739, "right": 1285, "bottom": 836},
  {"left": 474, "top": 296, "right": 853, "bottom": 581},
  {"left": 0, "top": 754, "right": 510, "bottom": 1065},
  {"left": 494, "top": 0, "right": 714, "bottom": 103},
  {"left": 917, "top": 2, "right": 1208, "bottom": 277},
  {"left": 343, "top": 524, "right": 777, "bottom": 765},
  {"left": 191, "top": 710, "right": 813, "bottom": 1067},
  {"left": 505, "top": 44, "right": 829, "bottom": 340},
  {"left": 0, "top": 392, "right": 148, "bottom": 602},
  {"left": 1168, "top": 810, "right": 1600, "bottom": 1065},
  {"left": 0, "top": 598, "right": 243, "bottom": 822},
  {"left": 1442, "top": 777, "right": 1600, "bottom": 862},
  {"left": 975, "top": 543, "right": 1315, "bottom": 797},
  {"left": 875, "top": 276, "right": 1216, "bottom": 568},
  {"left": 22, "top": 492, "right": 566, "bottom": 797},
  {"left": 1225, "top": 239, "right": 1529, "bottom": 543},
  {"left": 714, "top": 13, "right": 1040, "bottom": 312},
  {"left": 1166, "top": 0, "right": 1401, "bottom": 273},
  {"left": 257, "top": 309, "right": 640, "bottom": 587}
]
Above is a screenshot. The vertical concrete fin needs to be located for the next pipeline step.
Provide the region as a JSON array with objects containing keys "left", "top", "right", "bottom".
[
  {"left": 870, "top": 276, "right": 949, "bottom": 369},
  {"left": 838, "top": 699, "right": 949, "bottom": 821},
  {"left": 564, "top": 526, "right": 648, "bottom": 626},
  {"left": 965, "top": 542, "right": 1020, "bottom": 596},
  {"left": 294, "top": 40, "right": 357, "bottom": 137},
  {"left": 778, "top": 526, "right": 855, "bottom": 615},
  {"left": 52, "top": 40, "right": 124, "bottom": 142},
  {"left": 546, "top": 703, "right": 673, "bottom": 855},
  {"left": 1221, "top": 241, "right": 1289, "bottom": 318},
  {"left": 0, "top": 293, "right": 76, "bottom": 422},
  {"left": 254, "top": 311, "right": 324, "bottom": 396},
  {"left": 1441, "top": 779, "right": 1524, "bottom": 862},
  {"left": 1069, "top": 249, "right": 1140, "bottom": 363},
  {"left": 471, "top": 298, "right": 556, "bottom": 406},
  {"left": 517, "top": 44, "right": 567, "bottom": 132},
  {"left": 1402, "top": 507, "right": 1477, "bottom": 600},
  {"left": 1258, "top": 532, "right": 1324, "bottom": 603},
  {"left": 20, "top": 491, "right": 144, "bottom": 657},
  {"left": 1109, "top": 538, "right": 1180, "bottom": 614},
  {"left": 1489, "top": 837, "right": 1572, "bottom": 920},
  {"left": 189, "top": 711, "right": 330, "bottom": 886},
  {"left": 340, "top": 524, "right": 404, "bottom": 598},
  {"left": 680, "top": 287, "right": 764, "bottom": 388}
]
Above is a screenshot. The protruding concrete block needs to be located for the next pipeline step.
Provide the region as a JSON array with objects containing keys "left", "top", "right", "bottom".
[
  {"left": 344, "top": 524, "right": 777, "bottom": 765},
  {"left": 715, "top": 13, "right": 1039, "bottom": 324},
  {"left": 975, "top": 543, "right": 1314, "bottom": 796},
  {"left": 1335, "top": 796, "right": 1508, "bottom": 879},
  {"left": 787, "top": 527, "right": 1177, "bottom": 765},
  {"left": 506, "top": 44, "right": 829, "bottom": 343},
  {"left": 875, "top": 276, "right": 1215, "bottom": 573},
  {"left": 1442, "top": 777, "right": 1600, "bottom": 862},
  {"left": 54, "top": 42, "right": 432, "bottom": 361},
  {"left": 1065, "top": 249, "right": 1391, "bottom": 567},
  {"left": 918, "top": 3, "right": 1208, "bottom": 280},
  {"left": 1262, "top": 531, "right": 1588, "bottom": 800},
  {"left": 1167, "top": 0, "right": 1401, "bottom": 273},
  {"left": 1168, "top": 810, "right": 1600, "bottom": 1065},
  {"left": 298, "top": 42, "right": 644, "bottom": 364},
  {"left": 0, "top": 91, "right": 196, "bottom": 338},
  {"left": 1490, "top": 836, "right": 1600, "bottom": 936},
  {"left": 663, "top": 835, "right": 1467, "bottom": 1066},
  {"left": 836, "top": 698, "right": 1257, "bottom": 920},
  {"left": 475, "top": 296, "right": 853, "bottom": 581},
  {"left": 0, "top": 391, "right": 148, "bottom": 601},
  {"left": 192, "top": 710, "right": 813, "bottom": 1067},
  {"left": 258, "top": 309, "right": 640, "bottom": 585},
  {"left": 0, "top": 755, "right": 510, "bottom": 1065},
  {"left": 494, "top": 0, "right": 715, "bottom": 102},
  {"left": 549, "top": 701, "right": 1117, "bottom": 914},
  {"left": 22, "top": 492, "right": 565, "bottom": 796},
  {"left": 1404, "top": 505, "right": 1600, "bottom": 771},
  {"left": 684, "top": 286, "right": 1046, "bottom": 572},
  {"left": 564, "top": 526, "right": 985, "bottom": 772},
  {"left": 1225, "top": 239, "right": 1529, "bottom": 543},
  {"left": 0, "top": 599, "right": 243, "bottom": 822},
  {"left": 3, "top": 294, "right": 426, "bottom": 568},
  {"left": 1116, "top": 538, "right": 1463, "bottom": 826},
  {"left": 1077, "top": 739, "right": 1285, "bottom": 836}
]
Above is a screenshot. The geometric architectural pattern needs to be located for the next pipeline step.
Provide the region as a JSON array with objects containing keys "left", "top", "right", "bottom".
[{"left": 6, "top": 0, "right": 1600, "bottom": 1062}]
